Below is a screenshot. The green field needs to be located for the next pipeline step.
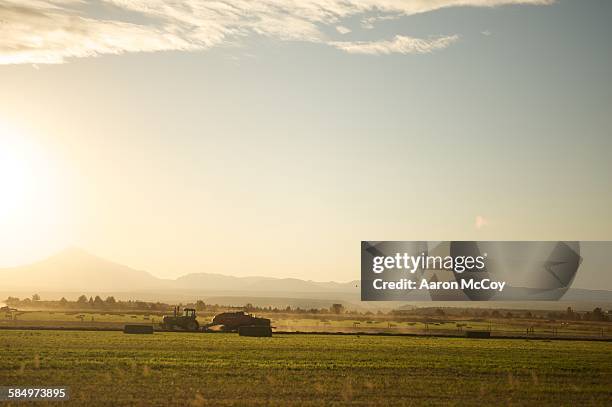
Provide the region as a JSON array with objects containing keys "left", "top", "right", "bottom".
[
  {"left": 3, "top": 311, "right": 610, "bottom": 339},
  {"left": 1, "top": 330, "right": 611, "bottom": 406}
]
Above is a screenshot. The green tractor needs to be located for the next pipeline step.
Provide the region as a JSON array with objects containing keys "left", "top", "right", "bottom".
[{"left": 161, "top": 307, "right": 199, "bottom": 331}]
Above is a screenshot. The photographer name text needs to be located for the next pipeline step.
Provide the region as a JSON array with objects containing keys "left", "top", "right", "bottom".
[{"left": 372, "top": 278, "right": 506, "bottom": 292}]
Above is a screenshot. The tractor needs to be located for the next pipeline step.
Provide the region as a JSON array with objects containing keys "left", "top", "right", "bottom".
[
  {"left": 161, "top": 307, "right": 199, "bottom": 331},
  {"left": 205, "top": 311, "right": 271, "bottom": 332}
]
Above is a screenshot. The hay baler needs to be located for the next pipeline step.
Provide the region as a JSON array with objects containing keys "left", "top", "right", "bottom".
[{"left": 205, "top": 311, "right": 271, "bottom": 333}]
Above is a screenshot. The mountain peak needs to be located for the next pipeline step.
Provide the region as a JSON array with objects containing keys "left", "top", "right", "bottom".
[
  {"left": 55, "top": 246, "right": 94, "bottom": 258},
  {"left": 45, "top": 247, "right": 110, "bottom": 266},
  {"left": 1, "top": 249, "right": 359, "bottom": 295},
  {"left": 1, "top": 247, "right": 161, "bottom": 291}
]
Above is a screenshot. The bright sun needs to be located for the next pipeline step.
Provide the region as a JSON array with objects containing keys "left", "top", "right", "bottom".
[
  {"left": 0, "top": 119, "right": 64, "bottom": 238},
  {"left": 0, "top": 121, "right": 41, "bottom": 220},
  {"left": 0, "top": 119, "right": 73, "bottom": 266},
  {"left": 0, "top": 123, "right": 33, "bottom": 218}
]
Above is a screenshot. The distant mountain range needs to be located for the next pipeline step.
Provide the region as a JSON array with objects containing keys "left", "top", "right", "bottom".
[
  {"left": 1, "top": 248, "right": 611, "bottom": 310},
  {"left": 0, "top": 248, "right": 359, "bottom": 295}
]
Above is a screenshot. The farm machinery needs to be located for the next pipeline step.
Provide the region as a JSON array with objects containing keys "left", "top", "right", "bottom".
[
  {"left": 161, "top": 307, "right": 200, "bottom": 331},
  {"left": 160, "top": 308, "right": 271, "bottom": 335},
  {"left": 207, "top": 311, "right": 271, "bottom": 333}
]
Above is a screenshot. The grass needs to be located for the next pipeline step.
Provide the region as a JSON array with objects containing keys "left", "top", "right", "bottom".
[
  {"left": 1, "top": 330, "right": 611, "bottom": 406},
  {"left": 5, "top": 311, "right": 612, "bottom": 338},
  {"left": 3, "top": 311, "right": 610, "bottom": 339}
]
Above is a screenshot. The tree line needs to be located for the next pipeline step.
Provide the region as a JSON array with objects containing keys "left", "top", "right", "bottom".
[
  {"left": 4, "top": 295, "right": 609, "bottom": 321},
  {"left": 3, "top": 295, "right": 349, "bottom": 315}
]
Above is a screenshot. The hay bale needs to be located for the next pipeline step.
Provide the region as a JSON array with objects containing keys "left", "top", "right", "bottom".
[
  {"left": 238, "top": 326, "right": 272, "bottom": 337},
  {"left": 466, "top": 330, "right": 490, "bottom": 338},
  {"left": 124, "top": 324, "right": 154, "bottom": 334}
]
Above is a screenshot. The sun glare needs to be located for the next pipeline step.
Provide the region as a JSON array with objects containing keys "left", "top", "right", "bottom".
[
  {"left": 0, "top": 119, "right": 60, "bottom": 227},
  {"left": 0, "top": 125, "right": 31, "bottom": 218},
  {"left": 0, "top": 118, "right": 74, "bottom": 266}
]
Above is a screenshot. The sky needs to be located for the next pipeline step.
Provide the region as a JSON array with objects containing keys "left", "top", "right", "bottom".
[{"left": 0, "top": 0, "right": 610, "bottom": 283}]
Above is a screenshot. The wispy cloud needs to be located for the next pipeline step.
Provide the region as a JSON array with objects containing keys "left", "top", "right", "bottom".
[
  {"left": 0, "top": 0, "right": 554, "bottom": 64},
  {"left": 0, "top": 1, "right": 195, "bottom": 64},
  {"left": 336, "top": 26, "right": 352, "bottom": 35},
  {"left": 330, "top": 35, "right": 459, "bottom": 55}
]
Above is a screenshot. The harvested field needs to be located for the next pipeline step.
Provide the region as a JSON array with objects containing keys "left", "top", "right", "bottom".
[{"left": 1, "top": 330, "right": 611, "bottom": 405}]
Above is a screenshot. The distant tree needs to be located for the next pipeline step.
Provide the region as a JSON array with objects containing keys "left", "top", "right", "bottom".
[
  {"left": 151, "top": 302, "right": 164, "bottom": 311},
  {"left": 88, "top": 297, "right": 94, "bottom": 306},
  {"left": 5, "top": 297, "right": 20, "bottom": 306},
  {"left": 105, "top": 296, "right": 116, "bottom": 305},
  {"left": 94, "top": 296, "right": 104, "bottom": 307},
  {"left": 491, "top": 310, "right": 501, "bottom": 318},
  {"left": 592, "top": 307, "right": 607, "bottom": 321},
  {"left": 77, "top": 295, "right": 88, "bottom": 304},
  {"left": 32, "top": 293, "right": 41, "bottom": 301},
  {"left": 195, "top": 300, "right": 206, "bottom": 311},
  {"left": 59, "top": 297, "right": 68, "bottom": 307},
  {"left": 435, "top": 308, "right": 445, "bottom": 316},
  {"left": 330, "top": 304, "right": 344, "bottom": 314}
]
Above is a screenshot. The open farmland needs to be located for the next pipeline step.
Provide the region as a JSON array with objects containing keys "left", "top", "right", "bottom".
[
  {"left": 0, "top": 330, "right": 611, "bottom": 406},
  {"left": 2, "top": 310, "right": 610, "bottom": 339}
]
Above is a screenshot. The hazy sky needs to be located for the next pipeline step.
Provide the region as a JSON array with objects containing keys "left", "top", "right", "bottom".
[{"left": 0, "top": 0, "right": 610, "bottom": 282}]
